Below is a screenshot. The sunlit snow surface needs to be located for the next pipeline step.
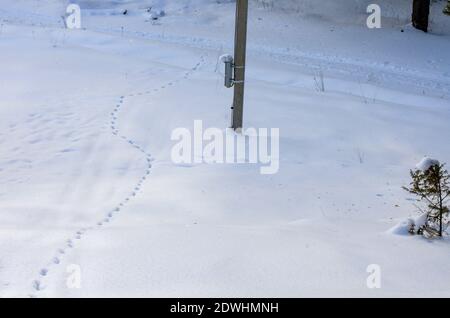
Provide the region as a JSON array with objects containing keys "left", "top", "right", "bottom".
[{"left": 0, "top": 0, "right": 450, "bottom": 297}]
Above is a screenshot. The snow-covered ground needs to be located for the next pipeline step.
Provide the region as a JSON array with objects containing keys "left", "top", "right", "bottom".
[{"left": 0, "top": 0, "right": 450, "bottom": 297}]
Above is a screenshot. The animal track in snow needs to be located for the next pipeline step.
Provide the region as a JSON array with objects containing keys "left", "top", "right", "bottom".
[
  {"left": 29, "top": 55, "right": 207, "bottom": 297},
  {"left": 32, "top": 280, "right": 42, "bottom": 291}
]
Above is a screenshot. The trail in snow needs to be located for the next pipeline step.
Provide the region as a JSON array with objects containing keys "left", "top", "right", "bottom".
[
  {"left": 30, "top": 54, "right": 207, "bottom": 297},
  {"left": 1, "top": 8, "right": 448, "bottom": 100}
]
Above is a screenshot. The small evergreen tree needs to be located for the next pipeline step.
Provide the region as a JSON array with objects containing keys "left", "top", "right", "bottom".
[{"left": 403, "top": 159, "right": 450, "bottom": 237}]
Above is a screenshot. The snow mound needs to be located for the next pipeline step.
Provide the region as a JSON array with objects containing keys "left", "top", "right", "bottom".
[
  {"left": 144, "top": 7, "right": 165, "bottom": 21},
  {"left": 416, "top": 157, "right": 440, "bottom": 172},
  {"left": 388, "top": 213, "right": 428, "bottom": 236}
]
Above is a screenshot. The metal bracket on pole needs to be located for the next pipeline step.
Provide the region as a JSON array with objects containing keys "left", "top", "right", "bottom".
[
  {"left": 224, "top": 58, "right": 235, "bottom": 88},
  {"left": 224, "top": 60, "right": 246, "bottom": 88},
  {"left": 233, "top": 66, "right": 245, "bottom": 84}
]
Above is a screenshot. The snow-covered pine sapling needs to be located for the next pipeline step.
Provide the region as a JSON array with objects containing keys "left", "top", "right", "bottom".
[{"left": 403, "top": 158, "right": 450, "bottom": 237}]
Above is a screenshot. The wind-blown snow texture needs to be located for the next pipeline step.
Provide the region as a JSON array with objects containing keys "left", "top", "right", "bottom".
[{"left": 0, "top": 0, "right": 450, "bottom": 297}]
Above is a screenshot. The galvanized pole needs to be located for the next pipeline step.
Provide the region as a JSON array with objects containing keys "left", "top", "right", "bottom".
[{"left": 231, "top": 0, "right": 248, "bottom": 131}]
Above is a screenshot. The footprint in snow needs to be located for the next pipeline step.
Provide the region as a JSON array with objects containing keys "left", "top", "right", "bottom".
[{"left": 33, "top": 280, "right": 42, "bottom": 291}]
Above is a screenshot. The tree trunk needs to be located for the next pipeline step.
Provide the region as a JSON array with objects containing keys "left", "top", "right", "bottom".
[
  {"left": 438, "top": 182, "right": 443, "bottom": 237},
  {"left": 412, "top": 0, "right": 430, "bottom": 32}
]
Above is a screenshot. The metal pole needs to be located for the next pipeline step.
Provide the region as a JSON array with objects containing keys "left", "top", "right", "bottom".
[{"left": 232, "top": 0, "right": 248, "bottom": 131}]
